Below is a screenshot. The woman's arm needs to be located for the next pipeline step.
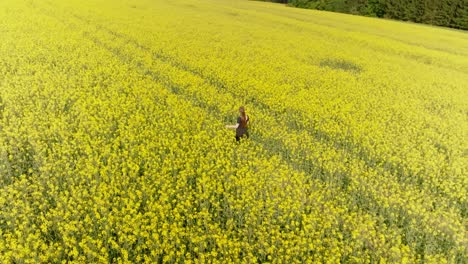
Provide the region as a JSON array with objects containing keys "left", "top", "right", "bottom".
[{"left": 225, "top": 123, "right": 239, "bottom": 129}]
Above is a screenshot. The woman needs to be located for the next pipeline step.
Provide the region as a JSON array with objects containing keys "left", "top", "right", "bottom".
[{"left": 226, "top": 106, "right": 250, "bottom": 141}]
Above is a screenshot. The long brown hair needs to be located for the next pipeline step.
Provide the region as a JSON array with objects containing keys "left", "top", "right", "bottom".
[{"left": 239, "top": 106, "right": 247, "bottom": 128}]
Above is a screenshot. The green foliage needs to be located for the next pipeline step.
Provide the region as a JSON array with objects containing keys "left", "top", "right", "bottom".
[
  {"left": 366, "top": 0, "right": 385, "bottom": 17},
  {"left": 288, "top": 0, "right": 349, "bottom": 12},
  {"left": 256, "top": 0, "right": 289, "bottom": 3},
  {"left": 288, "top": 0, "right": 315, "bottom": 8}
]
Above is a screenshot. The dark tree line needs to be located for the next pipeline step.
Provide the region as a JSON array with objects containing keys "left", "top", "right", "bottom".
[{"left": 257, "top": 0, "right": 467, "bottom": 30}]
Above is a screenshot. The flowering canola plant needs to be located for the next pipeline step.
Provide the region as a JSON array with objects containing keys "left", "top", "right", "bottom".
[{"left": 0, "top": 0, "right": 467, "bottom": 263}]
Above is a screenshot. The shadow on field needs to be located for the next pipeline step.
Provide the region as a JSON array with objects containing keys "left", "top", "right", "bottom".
[{"left": 319, "top": 58, "right": 362, "bottom": 73}]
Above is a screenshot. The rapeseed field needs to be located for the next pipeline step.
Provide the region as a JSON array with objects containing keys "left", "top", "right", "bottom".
[{"left": 0, "top": 0, "right": 466, "bottom": 262}]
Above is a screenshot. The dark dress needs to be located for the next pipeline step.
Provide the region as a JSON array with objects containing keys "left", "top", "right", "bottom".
[{"left": 236, "top": 115, "right": 249, "bottom": 141}]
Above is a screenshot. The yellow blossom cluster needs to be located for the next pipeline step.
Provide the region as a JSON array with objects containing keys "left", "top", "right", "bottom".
[{"left": 0, "top": 0, "right": 466, "bottom": 263}]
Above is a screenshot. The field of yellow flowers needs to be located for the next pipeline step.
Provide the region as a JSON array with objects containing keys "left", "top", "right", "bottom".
[{"left": 0, "top": 0, "right": 467, "bottom": 262}]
